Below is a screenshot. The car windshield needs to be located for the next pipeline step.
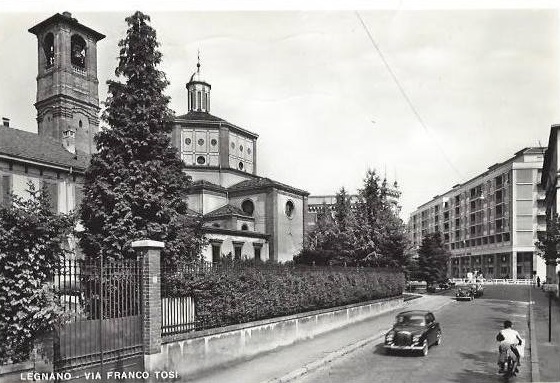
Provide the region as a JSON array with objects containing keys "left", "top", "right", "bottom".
[{"left": 396, "top": 315, "right": 425, "bottom": 326}]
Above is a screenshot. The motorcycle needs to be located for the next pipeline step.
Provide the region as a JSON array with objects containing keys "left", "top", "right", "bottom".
[{"left": 500, "top": 353, "right": 519, "bottom": 379}]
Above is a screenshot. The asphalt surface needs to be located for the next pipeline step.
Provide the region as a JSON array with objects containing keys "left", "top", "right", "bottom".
[
  {"left": 185, "top": 295, "right": 451, "bottom": 383},
  {"left": 294, "top": 285, "right": 531, "bottom": 383}
]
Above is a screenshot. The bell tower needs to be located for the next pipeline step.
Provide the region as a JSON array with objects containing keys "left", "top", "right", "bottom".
[{"left": 29, "top": 12, "right": 105, "bottom": 155}]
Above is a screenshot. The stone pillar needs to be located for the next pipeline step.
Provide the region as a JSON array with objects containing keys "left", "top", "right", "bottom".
[{"left": 131, "top": 240, "right": 164, "bottom": 372}]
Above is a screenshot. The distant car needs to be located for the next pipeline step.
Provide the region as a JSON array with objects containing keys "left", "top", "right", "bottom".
[
  {"left": 384, "top": 310, "right": 442, "bottom": 356},
  {"left": 455, "top": 286, "right": 474, "bottom": 301},
  {"left": 470, "top": 283, "right": 484, "bottom": 297}
]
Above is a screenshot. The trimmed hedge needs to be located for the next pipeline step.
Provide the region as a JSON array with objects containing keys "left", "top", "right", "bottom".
[{"left": 163, "top": 262, "right": 404, "bottom": 330}]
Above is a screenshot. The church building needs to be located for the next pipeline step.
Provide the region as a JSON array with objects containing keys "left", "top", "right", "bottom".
[
  {"left": 0, "top": 12, "right": 309, "bottom": 263},
  {"left": 171, "top": 61, "right": 309, "bottom": 262}
]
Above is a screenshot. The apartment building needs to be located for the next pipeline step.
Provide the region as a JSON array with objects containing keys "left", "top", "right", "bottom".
[{"left": 408, "top": 147, "right": 546, "bottom": 280}]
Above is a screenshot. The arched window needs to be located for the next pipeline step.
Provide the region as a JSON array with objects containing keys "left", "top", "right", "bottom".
[
  {"left": 43, "top": 33, "right": 54, "bottom": 68},
  {"left": 285, "top": 200, "right": 295, "bottom": 218},
  {"left": 241, "top": 199, "right": 254, "bottom": 216},
  {"left": 70, "top": 35, "right": 86, "bottom": 68}
]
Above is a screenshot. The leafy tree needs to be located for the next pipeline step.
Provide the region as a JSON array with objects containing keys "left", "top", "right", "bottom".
[
  {"left": 0, "top": 183, "right": 74, "bottom": 363},
  {"left": 79, "top": 12, "right": 205, "bottom": 267},
  {"left": 353, "top": 170, "right": 408, "bottom": 267},
  {"left": 535, "top": 213, "right": 560, "bottom": 282},
  {"left": 297, "top": 170, "right": 408, "bottom": 268},
  {"left": 417, "top": 232, "right": 449, "bottom": 285}
]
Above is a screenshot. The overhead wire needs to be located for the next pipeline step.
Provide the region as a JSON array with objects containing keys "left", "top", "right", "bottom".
[{"left": 355, "top": 11, "right": 464, "bottom": 180}]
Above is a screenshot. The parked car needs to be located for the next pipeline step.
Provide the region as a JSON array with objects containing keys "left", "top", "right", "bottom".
[
  {"left": 439, "top": 279, "right": 456, "bottom": 289},
  {"left": 384, "top": 310, "right": 442, "bottom": 356},
  {"left": 455, "top": 286, "right": 474, "bottom": 301}
]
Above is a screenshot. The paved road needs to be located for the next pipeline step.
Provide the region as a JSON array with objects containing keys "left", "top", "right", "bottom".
[{"left": 295, "top": 285, "right": 531, "bottom": 383}]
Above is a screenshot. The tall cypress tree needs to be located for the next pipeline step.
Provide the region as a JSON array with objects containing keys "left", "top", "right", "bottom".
[
  {"left": 417, "top": 232, "right": 449, "bottom": 285},
  {"left": 80, "top": 12, "right": 204, "bottom": 266}
]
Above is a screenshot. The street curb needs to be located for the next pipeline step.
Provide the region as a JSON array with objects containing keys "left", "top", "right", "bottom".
[
  {"left": 260, "top": 297, "right": 452, "bottom": 383},
  {"left": 528, "top": 287, "right": 540, "bottom": 383}
]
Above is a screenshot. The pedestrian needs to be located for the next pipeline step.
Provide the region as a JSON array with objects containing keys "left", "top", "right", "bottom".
[{"left": 537, "top": 276, "right": 541, "bottom": 288}]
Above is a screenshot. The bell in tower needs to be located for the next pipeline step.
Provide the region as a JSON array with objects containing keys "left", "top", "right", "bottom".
[{"left": 28, "top": 12, "right": 105, "bottom": 155}]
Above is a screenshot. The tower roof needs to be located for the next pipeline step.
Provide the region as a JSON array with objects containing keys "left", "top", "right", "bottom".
[
  {"left": 186, "top": 51, "right": 210, "bottom": 87},
  {"left": 28, "top": 12, "right": 105, "bottom": 41}
]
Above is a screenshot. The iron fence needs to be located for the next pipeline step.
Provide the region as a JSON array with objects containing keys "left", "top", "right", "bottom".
[{"left": 52, "top": 257, "right": 143, "bottom": 372}]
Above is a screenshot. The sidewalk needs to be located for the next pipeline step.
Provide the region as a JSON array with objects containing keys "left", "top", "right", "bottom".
[
  {"left": 529, "top": 287, "right": 560, "bottom": 383},
  {"left": 184, "top": 295, "right": 451, "bottom": 383}
]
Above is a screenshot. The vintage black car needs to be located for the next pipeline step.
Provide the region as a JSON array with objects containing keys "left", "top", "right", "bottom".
[
  {"left": 384, "top": 310, "right": 442, "bottom": 356},
  {"left": 455, "top": 286, "right": 474, "bottom": 301}
]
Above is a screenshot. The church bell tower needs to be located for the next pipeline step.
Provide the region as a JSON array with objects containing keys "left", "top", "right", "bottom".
[{"left": 29, "top": 12, "right": 105, "bottom": 155}]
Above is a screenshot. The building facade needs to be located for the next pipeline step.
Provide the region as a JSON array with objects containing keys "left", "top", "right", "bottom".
[
  {"left": 539, "top": 124, "right": 560, "bottom": 290},
  {"left": 408, "top": 148, "right": 546, "bottom": 280},
  {"left": 171, "top": 62, "right": 309, "bottom": 263},
  {"left": 0, "top": 12, "right": 308, "bottom": 263}
]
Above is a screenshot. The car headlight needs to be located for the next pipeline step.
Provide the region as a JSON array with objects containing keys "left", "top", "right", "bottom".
[{"left": 413, "top": 335, "right": 421, "bottom": 343}]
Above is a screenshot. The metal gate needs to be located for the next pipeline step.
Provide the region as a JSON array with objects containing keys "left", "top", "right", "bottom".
[{"left": 52, "top": 257, "right": 144, "bottom": 375}]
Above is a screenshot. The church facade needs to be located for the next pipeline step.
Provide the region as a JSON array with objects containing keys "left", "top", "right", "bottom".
[{"left": 0, "top": 12, "right": 308, "bottom": 263}]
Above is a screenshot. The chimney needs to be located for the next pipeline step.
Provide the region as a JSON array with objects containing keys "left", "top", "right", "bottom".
[
  {"left": 2, "top": 117, "right": 9, "bottom": 127},
  {"left": 62, "top": 129, "right": 76, "bottom": 154}
]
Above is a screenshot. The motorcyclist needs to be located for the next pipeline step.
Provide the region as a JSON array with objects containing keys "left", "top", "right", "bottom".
[{"left": 497, "top": 320, "right": 522, "bottom": 374}]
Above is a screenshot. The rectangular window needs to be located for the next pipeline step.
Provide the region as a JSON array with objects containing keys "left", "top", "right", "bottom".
[
  {"left": 211, "top": 244, "right": 221, "bottom": 263},
  {"left": 44, "top": 181, "right": 58, "bottom": 213},
  {"left": 234, "top": 246, "right": 242, "bottom": 260},
  {"left": 74, "top": 185, "right": 83, "bottom": 211},
  {"left": 197, "top": 91, "right": 202, "bottom": 110},
  {"left": 1, "top": 174, "right": 12, "bottom": 206},
  {"left": 202, "top": 92, "right": 207, "bottom": 110},
  {"left": 254, "top": 247, "right": 261, "bottom": 261}
]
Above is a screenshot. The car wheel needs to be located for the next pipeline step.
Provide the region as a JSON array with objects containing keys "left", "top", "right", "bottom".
[
  {"left": 435, "top": 330, "right": 442, "bottom": 345},
  {"left": 421, "top": 340, "right": 429, "bottom": 356}
]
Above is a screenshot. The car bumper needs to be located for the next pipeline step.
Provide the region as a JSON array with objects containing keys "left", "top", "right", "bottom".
[{"left": 384, "top": 344, "right": 424, "bottom": 351}]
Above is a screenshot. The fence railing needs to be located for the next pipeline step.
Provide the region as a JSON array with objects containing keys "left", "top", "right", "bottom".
[
  {"left": 52, "top": 257, "right": 143, "bottom": 372},
  {"left": 161, "top": 297, "right": 195, "bottom": 336},
  {"left": 450, "top": 278, "right": 534, "bottom": 285}
]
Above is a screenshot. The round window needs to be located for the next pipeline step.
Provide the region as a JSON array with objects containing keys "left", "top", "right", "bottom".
[
  {"left": 238, "top": 162, "right": 244, "bottom": 170},
  {"left": 211, "top": 138, "right": 218, "bottom": 146},
  {"left": 196, "top": 156, "right": 206, "bottom": 165},
  {"left": 240, "top": 145, "right": 243, "bottom": 152},
  {"left": 185, "top": 138, "right": 192, "bottom": 145},
  {"left": 198, "top": 138, "right": 205, "bottom": 146},
  {"left": 241, "top": 199, "right": 254, "bottom": 215},
  {"left": 285, "top": 200, "right": 295, "bottom": 218}
]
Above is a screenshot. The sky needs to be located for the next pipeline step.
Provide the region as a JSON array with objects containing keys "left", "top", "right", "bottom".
[{"left": 0, "top": 1, "right": 559, "bottom": 219}]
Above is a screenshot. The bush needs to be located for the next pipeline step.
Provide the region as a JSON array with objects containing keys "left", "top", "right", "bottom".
[
  {"left": 0, "top": 184, "right": 74, "bottom": 363},
  {"left": 162, "top": 261, "right": 404, "bottom": 330}
]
